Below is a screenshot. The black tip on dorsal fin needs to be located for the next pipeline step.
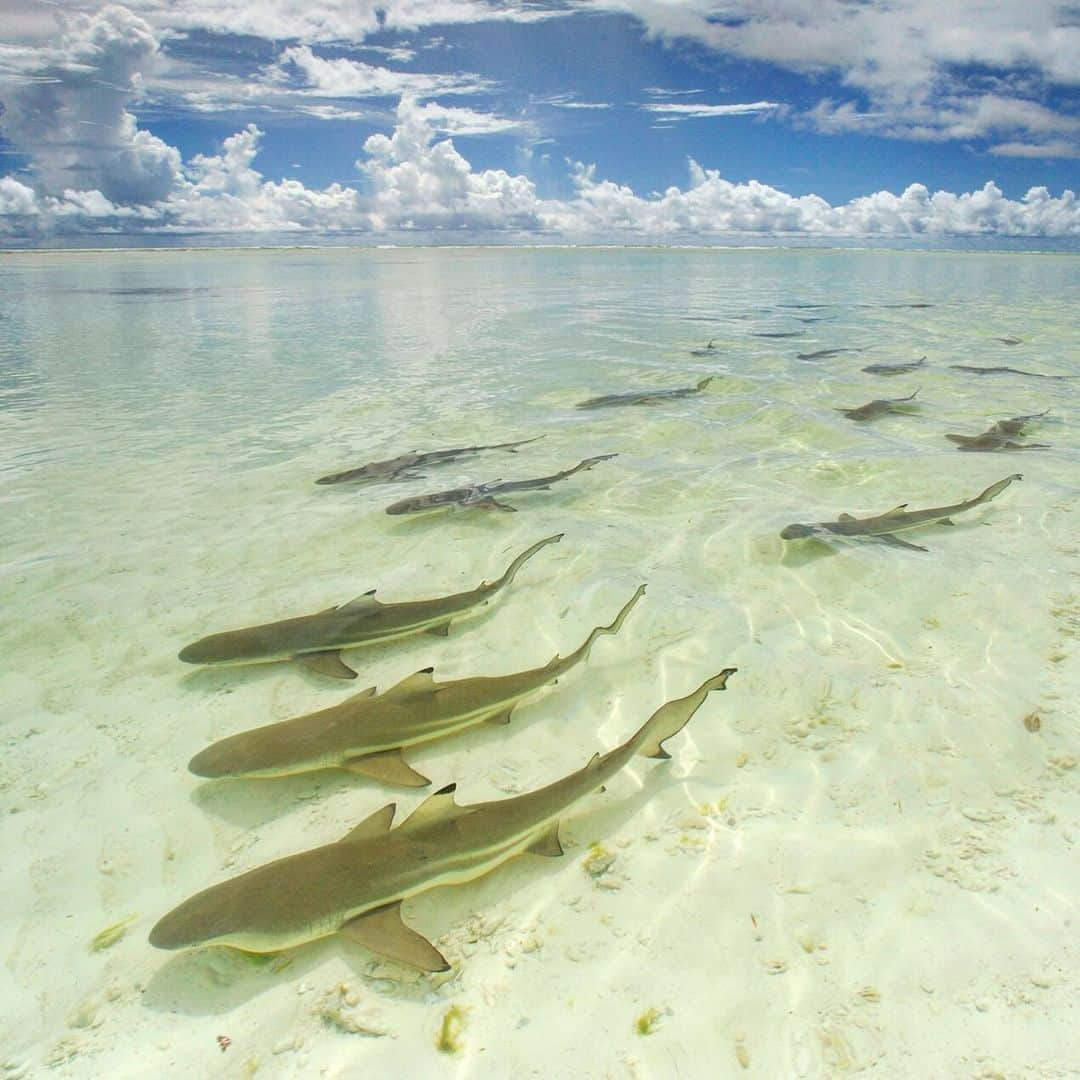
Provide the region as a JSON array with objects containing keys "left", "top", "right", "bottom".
[
  {"left": 420, "top": 666, "right": 434, "bottom": 674},
  {"left": 436, "top": 782, "right": 456, "bottom": 796}
]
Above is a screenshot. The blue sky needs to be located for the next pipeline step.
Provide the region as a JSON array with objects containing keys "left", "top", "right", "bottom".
[{"left": 0, "top": 0, "right": 1077, "bottom": 238}]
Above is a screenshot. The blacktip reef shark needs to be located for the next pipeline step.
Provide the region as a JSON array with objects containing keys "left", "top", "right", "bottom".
[
  {"left": 780, "top": 473, "right": 1022, "bottom": 551},
  {"left": 188, "top": 586, "right": 646, "bottom": 787},
  {"left": 689, "top": 339, "right": 716, "bottom": 357},
  {"left": 178, "top": 534, "right": 562, "bottom": 679},
  {"left": 836, "top": 388, "right": 920, "bottom": 421},
  {"left": 796, "top": 347, "right": 864, "bottom": 361},
  {"left": 950, "top": 364, "right": 1077, "bottom": 380},
  {"left": 861, "top": 356, "right": 927, "bottom": 376},
  {"left": 945, "top": 410, "right": 1050, "bottom": 452},
  {"left": 315, "top": 436, "right": 543, "bottom": 486},
  {"left": 576, "top": 376, "right": 715, "bottom": 409},
  {"left": 385, "top": 455, "right": 616, "bottom": 515},
  {"left": 150, "top": 668, "right": 736, "bottom": 968}
]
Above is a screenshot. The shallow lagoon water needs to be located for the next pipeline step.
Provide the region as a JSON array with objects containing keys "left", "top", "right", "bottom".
[{"left": 1, "top": 247, "right": 1078, "bottom": 1077}]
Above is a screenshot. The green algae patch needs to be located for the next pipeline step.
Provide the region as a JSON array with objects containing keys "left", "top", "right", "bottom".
[
  {"left": 89, "top": 914, "right": 137, "bottom": 953},
  {"left": 436, "top": 1004, "right": 468, "bottom": 1054},
  {"left": 634, "top": 1007, "right": 664, "bottom": 1036}
]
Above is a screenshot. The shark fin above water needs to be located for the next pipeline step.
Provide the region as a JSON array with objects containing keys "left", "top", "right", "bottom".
[
  {"left": 297, "top": 651, "right": 357, "bottom": 679},
  {"left": 343, "top": 750, "right": 430, "bottom": 787},
  {"left": 339, "top": 902, "right": 450, "bottom": 972},
  {"left": 342, "top": 804, "right": 397, "bottom": 842}
]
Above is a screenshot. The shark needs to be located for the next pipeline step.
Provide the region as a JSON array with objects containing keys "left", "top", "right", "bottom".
[
  {"left": 384, "top": 455, "right": 616, "bottom": 515},
  {"left": 188, "top": 586, "right": 646, "bottom": 787},
  {"left": 836, "top": 388, "right": 920, "bottom": 421},
  {"left": 861, "top": 356, "right": 927, "bottom": 376},
  {"left": 576, "top": 376, "right": 715, "bottom": 409},
  {"left": 150, "top": 669, "right": 737, "bottom": 968},
  {"left": 315, "top": 437, "right": 543, "bottom": 486},
  {"left": 780, "top": 473, "right": 1022, "bottom": 551},
  {"left": 689, "top": 339, "right": 716, "bottom": 356},
  {"left": 178, "top": 534, "right": 562, "bottom": 679},
  {"left": 754, "top": 330, "right": 806, "bottom": 338},
  {"left": 945, "top": 410, "right": 1050, "bottom": 452},
  {"left": 796, "top": 348, "right": 863, "bottom": 361},
  {"left": 950, "top": 364, "right": 1077, "bottom": 380}
]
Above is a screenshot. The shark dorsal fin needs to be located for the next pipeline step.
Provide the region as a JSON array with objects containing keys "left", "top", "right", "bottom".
[
  {"left": 346, "top": 685, "right": 378, "bottom": 702},
  {"left": 385, "top": 667, "right": 437, "bottom": 699},
  {"left": 884, "top": 503, "right": 909, "bottom": 516},
  {"left": 403, "top": 783, "right": 463, "bottom": 830},
  {"left": 338, "top": 590, "right": 380, "bottom": 613},
  {"left": 340, "top": 902, "right": 450, "bottom": 972},
  {"left": 341, "top": 803, "right": 396, "bottom": 843},
  {"left": 838, "top": 513, "right": 856, "bottom": 522}
]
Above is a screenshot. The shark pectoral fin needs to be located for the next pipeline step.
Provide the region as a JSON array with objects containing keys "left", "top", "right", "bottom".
[
  {"left": 340, "top": 903, "right": 449, "bottom": 973},
  {"left": 878, "top": 532, "right": 929, "bottom": 552},
  {"left": 468, "top": 496, "right": 516, "bottom": 511},
  {"left": 838, "top": 513, "right": 855, "bottom": 522},
  {"left": 343, "top": 751, "right": 430, "bottom": 788},
  {"left": 426, "top": 623, "right": 451, "bottom": 637},
  {"left": 297, "top": 651, "right": 357, "bottom": 679},
  {"left": 939, "top": 517, "right": 956, "bottom": 526},
  {"left": 341, "top": 803, "right": 396, "bottom": 842},
  {"left": 485, "top": 709, "right": 513, "bottom": 725},
  {"left": 385, "top": 667, "right": 437, "bottom": 698},
  {"left": 527, "top": 822, "right": 564, "bottom": 857}
]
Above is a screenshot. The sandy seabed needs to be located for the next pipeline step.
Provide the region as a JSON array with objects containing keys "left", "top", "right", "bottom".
[{"left": 1, "top": 247, "right": 1077, "bottom": 1078}]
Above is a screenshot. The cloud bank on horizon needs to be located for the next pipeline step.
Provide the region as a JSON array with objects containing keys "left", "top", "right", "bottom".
[{"left": 0, "top": 2, "right": 1077, "bottom": 238}]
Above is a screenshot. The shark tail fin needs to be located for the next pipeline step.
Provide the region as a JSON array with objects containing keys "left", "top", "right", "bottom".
[
  {"left": 632, "top": 669, "right": 736, "bottom": 760},
  {"left": 486, "top": 533, "right": 563, "bottom": 591},
  {"left": 974, "top": 473, "right": 1023, "bottom": 505},
  {"left": 553, "top": 585, "right": 646, "bottom": 674}
]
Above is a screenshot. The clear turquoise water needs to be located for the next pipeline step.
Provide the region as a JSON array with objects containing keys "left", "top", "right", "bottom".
[{"left": 1, "top": 247, "right": 1077, "bottom": 1076}]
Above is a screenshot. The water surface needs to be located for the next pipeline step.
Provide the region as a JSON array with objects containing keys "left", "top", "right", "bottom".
[{"left": 1, "top": 248, "right": 1077, "bottom": 1077}]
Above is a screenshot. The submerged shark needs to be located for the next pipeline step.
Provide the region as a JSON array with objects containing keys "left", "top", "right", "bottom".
[
  {"left": 780, "top": 473, "right": 1022, "bottom": 551},
  {"left": 861, "top": 356, "right": 927, "bottom": 376},
  {"left": 950, "top": 364, "right": 1077, "bottom": 380},
  {"left": 315, "top": 437, "right": 543, "bottom": 486},
  {"left": 384, "top": 455, "right": 616, "bottom": 515},
  {"left": 576, "top": 376, "right": 715, "bottom": 409},
  {"left": 945, "top": 410, "right": 1050, "bottom": 452},
  {"left": 836, "top": 388, "right": 920, "bottom": 421},
  {"left": 178, "top": 534, "right": 562, "bottom": 679},
  {"left": 189, "top": 586, "right": 645, "bottom": 786},
  {"left": 150, "top": 669, "right": 737, "bottom": 968},
  {"left": 796, "top": 348, "right": 863, "bottom": 361}
]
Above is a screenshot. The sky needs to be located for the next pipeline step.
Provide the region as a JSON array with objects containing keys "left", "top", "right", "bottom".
[{"left": 0, "top": 0, "right": 1078, "bottom": 241}]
